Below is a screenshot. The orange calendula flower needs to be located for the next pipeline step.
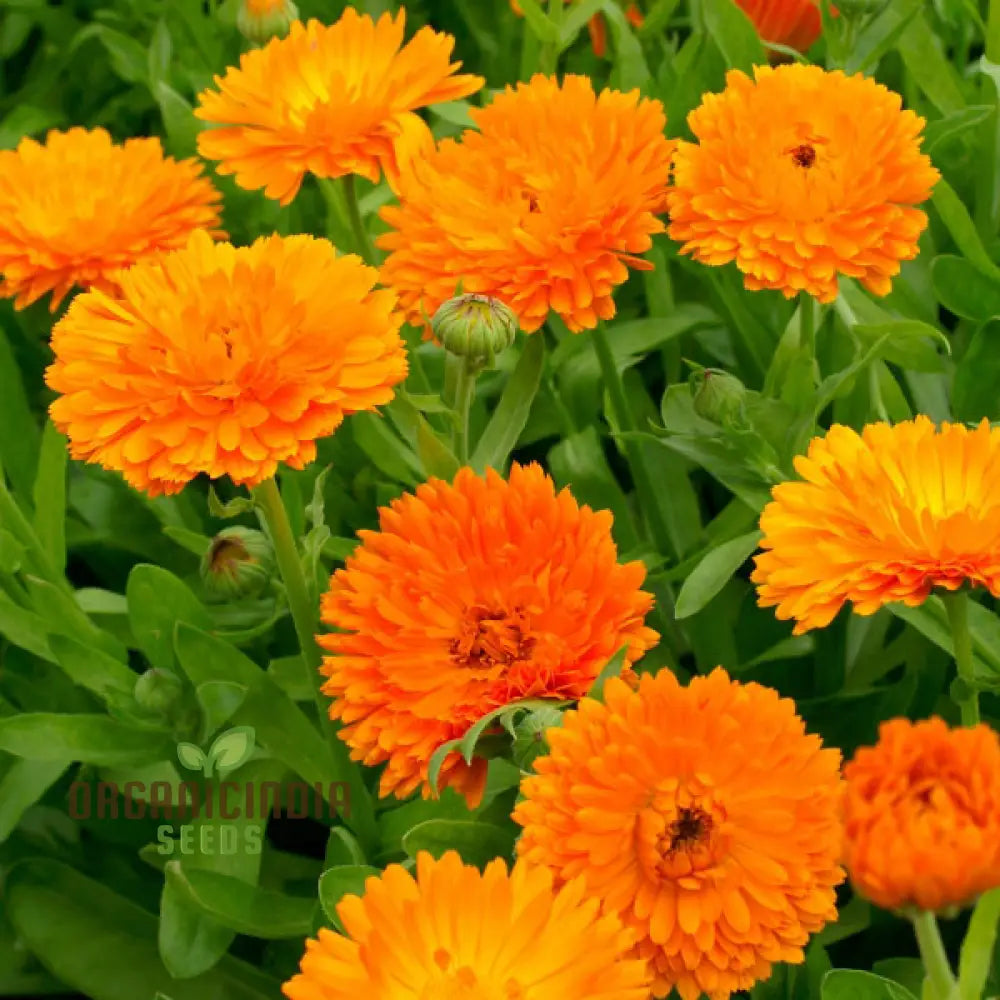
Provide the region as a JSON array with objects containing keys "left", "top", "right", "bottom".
[
  {"left": 319, "top": 462, "right": 658, "bottom": 807},
  {"left": 752, "top": 417, "right": 1000, "bottom": 635},
  {"left": 510, "top": 0, "right": 644, "bottom": 57},
  {"left": 514, "top": 668, "right": 844, "bottom": 1000},
  {"left": 736, "top": 0, "right": 823, "bottom": 52},
  {"left": 283, "top": 851, "right": 652, "bottom": 1000},
  {"left": 0, "top": 128, "right": 222, "bottom": 311},
  {"left": 195, "top": 9, "right": 483, "bottom": 205},
  {"left": 379, "top": 74, "right": 673, "bottom": 333},
  {"left": 45, "top": 231, "right": 406, "bottom": 497},
  {"left": 844, "top": 717, "right": 1000, "bottom": 913},
  {"left": 667, "top": 64, "right": 940, "bottom": 303}
]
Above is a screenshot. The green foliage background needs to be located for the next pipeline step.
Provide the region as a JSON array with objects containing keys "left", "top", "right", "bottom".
[{"left": 1, "top": 0, "right": 999, "bottom": 997}]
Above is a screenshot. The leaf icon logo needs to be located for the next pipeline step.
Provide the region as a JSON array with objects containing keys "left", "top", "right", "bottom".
[{"left": 176, "top": 726, "right": 256, "bottom": 778}]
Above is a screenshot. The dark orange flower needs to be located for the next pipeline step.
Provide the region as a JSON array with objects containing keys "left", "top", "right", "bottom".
[
  {"left": 844, "top": 717, "right": 1000, "bottom": 913},
  {"left": 195, "top": 9, "right": 483, "bottom": 205},
  {"left": 752, "top": 417, "right": 1000, "bottom": 635},
  {"left": 46, "top": 231, "right": 406, "bottom": 496},
  {"left": 379, "top": 74, "right": 673, "bottom": 333},
  {"left": 0, "top": 128, "right": 222, "bottom": 310},
  {"left": 509, "top": 0, "right": 644, "bottom": 57},
  {"left": 666, "top": 64, "right": 939, "bottom": 302},
  {"left": 283, "top": 851, "right": 652, "bottom": 1000},
  {"left": 318, "top": 463, "right": 658, "bottom": 807},
  {"left": 514, "top": 668, "right": 844, "bottom": 1000},
  {"left": 736, "top": 0, "right": 822, "bottom": 52}
]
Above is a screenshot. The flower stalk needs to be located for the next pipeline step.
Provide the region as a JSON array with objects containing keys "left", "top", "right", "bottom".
[
  {"left": 342, "top": 174, "right": 376, "bottom": 265},
  {"left": 942, "top": 590, "right": 981, "bottom": 726},
  {"left": 911, "top": 910, "right": 958, "bottom": 1000}
]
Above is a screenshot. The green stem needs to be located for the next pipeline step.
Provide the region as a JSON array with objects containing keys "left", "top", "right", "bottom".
[
  {"left": 942, "top": 590, "right": 981, "bottom": 726},
  {"left": 341, "top": 175, "right": 376, "bottom": 266},
  {"left": 252, "top": 477, "right": 333, "bottom": 735},
  {"left": 444, "top": 355, "right": 478, "bottom": 465},
  {"left": 912, "top": 910, "right": 958, "bottom": 1000},
  {"left": 799, "top": 292, "right": 817, "bottom": 360},
  {"left": 592, "top": 322, "right": 674, "bottom": 557}
]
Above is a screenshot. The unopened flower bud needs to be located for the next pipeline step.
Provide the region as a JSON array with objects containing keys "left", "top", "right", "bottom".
[
  {"left": 690, "top": 368, "right": 750, "bottom": 430},
  {"left": 431, "top": 294, "right": 518, "bottom": 370},
  {"left": 134, "top": 668, "right": 183, "bottom": 716},
  {"left": 201, "top": 526, "right": 274, "bottom": 601},
  {"left": 237, "top": 0, "right": 298, "bottom": 45}
]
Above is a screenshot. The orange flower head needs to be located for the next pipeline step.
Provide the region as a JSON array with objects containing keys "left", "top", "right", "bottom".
[
  {"left": 45, "top": 231, "right": 406, "bottom": 497},
  {"left": 735, "top": 0, "right": 823, "bottom": 52},
  {"left": 513, "top": 668, "right": 844, "bottom": 1000},
  {"left": 283, "top": 851, "right": 652, "bottom": 1000},
  {"left": 379, "top": 74, "right": 673, "bottom": 333},
  {"left": 752, "top": 417, "right": 1000, "bottom": 635},
  {"left": 0, "top": 128, "right": 222, "bottom": 311},
  {"left": 666, "top": 64, "right": 939, "bottom": 303},
  {"left": 844, "top": 717, "right": 1000, "bottom": 913},
  {"left": 319, "top": 462, "right": 658, "bottom": 807},
  {"left": 195, "top": 10, "right": 484, "bottom": 205}
]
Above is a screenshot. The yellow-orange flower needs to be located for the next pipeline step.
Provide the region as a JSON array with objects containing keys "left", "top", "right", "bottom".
[
  {"left": 736, "top": 0, "right": 823, "bottom": 52},
  {"left": 319, "top": 462, "right": 658, "bottom": 807},
  {"left": 379, "top": 74, "right": 673, "bottom": 333},
  {"left": 752, "top": 417, "right": 1000, "bottom": 635},
  {"left": 514, "top": 668, "right": 844, "bottom": 1000},
  {"left": 283, "top": 851, "right": 652, "bottom": 1000},
  {"left": 195, "top": 10, "right": 483, "bottom": 205},
  {"left": 0, "top": 128, "right": 222, "bottom": 310},
  {"left": 510, "top": 0, "right": 644, "bottom": 57},
  {"left": 844, "top": 717, "right": 1000, "bottom": 913},
  {"left": 666, "top": 64, "right": 939, "bottom": 303},
  {"left": 45, "top": 231, "right": 406, "bottom": 497}
]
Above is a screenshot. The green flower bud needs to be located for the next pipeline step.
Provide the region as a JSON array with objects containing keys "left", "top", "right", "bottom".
[
  {"left": 134, "top": 668, "right": 184, "bottom": 716},
  {"left": 431, "top": 294, "right": 518, "bottom": 370},
  {"left": 201, "top": 526, "right": 274, "bottom": 602},
  {"left": 236, "top": 0, "right": 298, "bottom": 45},
  {"left": 690, "top": 368, "right": 750, "bottom": 431},
  {"left": 511, "top": 706, "right": 563, "bottom": 771}
]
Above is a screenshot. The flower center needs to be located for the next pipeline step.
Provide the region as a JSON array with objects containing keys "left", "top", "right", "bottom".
[
  {"left": 450, "top": 606, "right": 535, "bottom": 670},
  {"left": 789, "top": 143, "right": 816, "bottom": 168},
  {"left": 208, "top": 536, "right": 251, "bottom": 578},
  {"left": 636, "top": 783, "right": 728, "bottom": 883},
  {"left": 664, "top": 806, "right": 713, "bottom": 852}
]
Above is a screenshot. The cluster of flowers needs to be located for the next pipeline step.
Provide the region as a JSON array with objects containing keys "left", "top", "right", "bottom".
[{"left": 0, "top": 2, "right": 997, "bottom": 998}]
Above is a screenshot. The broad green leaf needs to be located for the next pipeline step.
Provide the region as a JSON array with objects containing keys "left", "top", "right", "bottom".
[
  {"left": 325, "top": 827, "right": 366, "bottom": 868},
  {"left": 128, "top": 565, "right": 211, "bottom": 671},
  {"left": 930, "top": 255, "right": 1000, "bottom": 321},
  {"left": 416, "top": 417, "right": 460, "bottom": 480},
  {"left": 587, "top": 647, "right": 628, "bottom": 701},
  {"left": 197, "top": 682, "right": 248, "bottom": 739},
  {"left": 897, "top": 13, "right": 965, "bottom": 115},
  {"left": 701, "top": 0, "right": 766, "bottom": 71},
  {"left": 514, "top": 0, "right": 560, "bottom": 43},
  {"left": 0, "top": 325, "right": 41, "bottom": 496},
  {"left": 958, "top": 888, "right": 1000, "bottom": 1000},
  {"left": 32, "top": 421, "right": 67, "bottom": 576},
  {"left": 954, "top": 318, "right": 1000, "bottom": 421},
  {"left": 49, "top": 633, "right": 136, "bottom": 703},
  {"left": 821, "top": 969, "right": 917, "bottom": 1000},
  {"left": 4, "top": 859, "right": 280, "bottom": 1000},
  {"left": 317, "top": 865, "right": 381, "bottom": 931},
  {"left": 73, "top": 24, "right": 148, "bottom": 83},
  {"left": 471, "top": 334, "right": 545, "bottom": 473},
  {"left": 0, "top": 713, "right": 172, "bottom": 766},
  {"left": 675, "top": 531, "right": 762, "bottom": 619},
  {"left": 931, "top": 180, "right": 1000, "bottom": 282},
  {"left": 923, "top": 106, "right": 993, "bottom": 156},
  {"left": 74, "top": 587, "right": 130, "bottom": 615},
  {"left": 0, "top": 758, "right": 69, "bottom": 844},
  {"left": 401, "top": 818, "right": 516, "bottom": 869},
  {"left": 602, "top": 0, "right": 651, "bottom": 90},
  {"left": 164, "top": 863, "right": 315, "bottom": 940},
  {"left": 147, "top": 18, "right": 171, "bottom": 85},
  {"left": 851, "top": 320, "right": 950, "bottom": 372},
  {"left": 0, "top": 591, "right": 54, "bottom": 661},
  {"left": 208, "top": 726, "right": 256, "bottom": 775},
  {"left": 350, "top": 412, "right": 421, "bottom": 485}
]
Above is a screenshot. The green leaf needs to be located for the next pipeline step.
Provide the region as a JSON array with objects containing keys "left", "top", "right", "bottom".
[
  {"left": 325, "top": 827, "right": 366, "bottom": 867},
  {"left": 0, "top": 591, "right": 55, "bottom": 661},
  {"left": 128, "top": 565, "right": 212, "bottom": 671},
  {"left": 208, "top": 487, "right": 255, "bottom": 519},
  {"left": 208, "top": 726, "right": 256, "bottom": 775},
  {"left": 602, "top": 0, "right": 651, "bottom": 89},
  {"left": 197, "top": 682, "right": 248, "bottom": 739},
  {"left": 164, "top": 863, "right": 315, "bottom": 940},
  {"left": 954, "top": 318, "right": 1000, "bottom": 421},
  {"left": 930, "top": 255, "right": 1000, "bottom": 321},
  {"left": 958, "top": 888, "right": 1000, "bottom": 1000},
  {"left": 401, "top": 818, "right": 516, "bottom": 869},
  {"left": 164, "top": 526, "right": 213, "bottom": 557},
  {"left": 49, "top": 633, "right": 136, "bottom": 703},
  {"left": 675, "top": 530, "right": 762, "bottom": 619},
  {"left": 350, "top": 412, "right": 422, "bottom": 485},
  {"left": 851, "top": 320, "right": 950, "bottom": 372},
  {"left": 73, "top": 24, "right": 149, "bottom": 84},
  {"left": 147, "top": 19, "right": 171, "bottom": 86},
  {"left": 0, "top": 758, "right": 69, "bottom": 844},
  {"left": 931, "top": 180, "right": 1000, "bottom": 283},
  {"left": 700, "top": 0, "right": 767, "bottom": 71},
  {"left": 0, "top": 324, "right": 41, "bottom": 497},
  {"left": 0, "top": 713, "right": 173, "bottom": 766},
  {"left": 32, "top": 421, "right": 67, "bottom": 576},
  {"left": 4, "top": 858, "right": 280, "bottom": 1000},
  {"left": 587, "top": 647, "right": 628, "bottom": 701},
  {"left": 317, "top": 865, "right": 381, "bottom": 932},
  {"left": 416, "top": 417, "right": 461, "bottom": 480},
  {"left": 923, "top": 106, "right": 994, "bottom": 156},
  {"left": 821, "top": 969, "right": 918, "bottom": 1000},
  {"left": 471, "top": 334, "right": 545, "bottom": 473},
  {"left": 514, "top": 0, "right": 560, "bottom": 43}
]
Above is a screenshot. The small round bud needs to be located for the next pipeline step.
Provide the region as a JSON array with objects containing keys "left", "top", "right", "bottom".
[
  {"left": 690, "top": 368, "right": 750, "bottom": 430},
  {"left": 201, "top": 526, "right": 274, "bottom": 602},
  {"left": 236, "top": 0, "right": 298, "bottom": 45},
  {"left": 134, "top": 668, "right": 184, "bottom": 716},
  {"left": 431, "top": 294, "right": 518, "bottom": 370}
]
